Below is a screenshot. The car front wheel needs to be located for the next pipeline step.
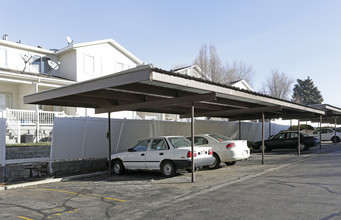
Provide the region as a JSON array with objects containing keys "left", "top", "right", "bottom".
[
  {"left": 112, "top": 159, "right": 124, "bottom": 175},
  {"left": 161, "top": 161, "right": 176, "bottom": 178}
]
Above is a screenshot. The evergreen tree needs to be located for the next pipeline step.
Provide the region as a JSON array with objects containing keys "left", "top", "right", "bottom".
[{"left": 291, "top": 77, "right": 323, "bottom": 105}]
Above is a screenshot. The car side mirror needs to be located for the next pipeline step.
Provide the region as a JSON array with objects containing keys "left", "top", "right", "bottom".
[{"left": 128, "top": 148, "right": 133, "bottom": 152}]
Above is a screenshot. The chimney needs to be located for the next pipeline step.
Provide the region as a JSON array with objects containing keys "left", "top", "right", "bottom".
[{"left": 2, "top": 34, "right": 8, "bottom": 40}]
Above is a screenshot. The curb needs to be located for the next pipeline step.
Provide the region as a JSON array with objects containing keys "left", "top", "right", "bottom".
[{"left": 0, "top": 171, "right": 108, "bottom": 191}]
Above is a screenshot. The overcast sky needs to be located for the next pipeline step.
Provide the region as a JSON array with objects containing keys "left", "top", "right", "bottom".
[{"left": 1, "top": 0, "right": 340, "bottom": 107}]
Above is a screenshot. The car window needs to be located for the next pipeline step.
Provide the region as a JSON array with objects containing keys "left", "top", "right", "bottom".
[
  {"left": 150, "top": 139, "right": 169, "bottom": 150},
  {"left": 274, "top": 133, "right": 286, "bottom": 139},
  {"left": 132, "top": 140, "right": 150, "bottom": 152},
  {"left": 209, "top": 134, "right": 232, "bottom": 142},
  {"left": 289, "top": 132, "right": 298, "bottom": 138},
  {"left": 194, "top": 137, "right": 209, "bottom": 145},
  {"left": 169, "top": 137, "right": 191, "bottom": 148}
]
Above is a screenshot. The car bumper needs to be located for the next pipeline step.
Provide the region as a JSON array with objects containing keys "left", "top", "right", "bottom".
[
  {"left": 219, "top": 148, "right": 250, "bottom": 162},
  {"left": 173, "top": 157, "right": 215, "bottom": 169}
]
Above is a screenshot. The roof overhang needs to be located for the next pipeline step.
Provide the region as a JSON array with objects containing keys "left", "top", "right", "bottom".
[{"left": 24, "top": 65, "right": 325, "bottom": 120}]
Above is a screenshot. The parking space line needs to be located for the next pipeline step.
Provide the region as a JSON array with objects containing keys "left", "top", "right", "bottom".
[
  {"left": 32, "top": 187, "right": 126, "bottom": 202},
  {"left": 18, "top": 216, "right": 34, "bottom": 220}
]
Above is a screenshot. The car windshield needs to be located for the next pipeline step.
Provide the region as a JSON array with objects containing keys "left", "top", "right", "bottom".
[
  {"left": 209, "top": 134, "right": 232, "bottom": 142},
  {"left": 168, "top": 137, "right": 192, "bottom": 148}
]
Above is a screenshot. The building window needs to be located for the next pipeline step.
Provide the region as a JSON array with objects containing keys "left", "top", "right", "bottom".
[
  {"left": 0, "top": 93, "right": 11, "bottom": 111},
  {"left": 0, "top": 48, "right": 7, "bottom": 67},
  {"left": 84, "top": 54, "right": 95, "bottom": 74},
  {"left": 31, "top": 56, "right": 50, "bottom": 74}
]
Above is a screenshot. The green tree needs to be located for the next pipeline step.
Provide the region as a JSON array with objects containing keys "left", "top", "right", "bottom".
[{"left": 291, "top": 77, "right": 323, "bottom": 105}]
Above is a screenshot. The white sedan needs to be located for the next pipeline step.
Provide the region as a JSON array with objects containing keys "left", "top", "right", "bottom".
[
  {"left": 110, "top": 136, "right": 214, "bottom": 177},
  {"left": 311, "top": 128, "right": 341, "bottom": 143},
  {"left": 188, "top": 134, "right": 250, "bottom": 169}
]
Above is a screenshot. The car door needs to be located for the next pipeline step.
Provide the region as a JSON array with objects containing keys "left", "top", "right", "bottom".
[
  {"left": 268, "top": 132, "right": 286, "bottom": 149},
  {"left": 318, "top": 129, "right": 332, "bottom": 141},
  {"left": 123, "top": 139, "right": 150, "bottom": 169},
  {"left": 285, "top": 132, "right": 299, "bottom": 148},
  {"left": 145, "top": 138, "right": 169, "bottom": 170}
]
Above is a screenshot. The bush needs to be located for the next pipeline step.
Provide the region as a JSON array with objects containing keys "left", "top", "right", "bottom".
[{"left": 288, "top": 124, "right": 314, "bottom": 131}]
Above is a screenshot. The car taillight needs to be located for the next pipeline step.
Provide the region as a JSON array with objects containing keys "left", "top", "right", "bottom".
[
  {"left": 209, "top": 149, "right": 213, "bottom": 155},
  {"left": 226, "top": 143, "right": 236, "bottom": 149},
  {"left": 187, "top": 151, "right": 197, "bottom": 158}
]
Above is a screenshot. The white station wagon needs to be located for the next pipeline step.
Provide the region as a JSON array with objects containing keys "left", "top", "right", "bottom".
[{"left": 110, "top": 136, "right": 214, "bottom": 177}]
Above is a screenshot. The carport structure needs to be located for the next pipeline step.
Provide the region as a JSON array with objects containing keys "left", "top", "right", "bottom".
[
  {"left": 24, "top": 65, "right": 325, "bottom": 182},
  {"left": 303, "top": 104, "right": 341, "bottom": 146}
]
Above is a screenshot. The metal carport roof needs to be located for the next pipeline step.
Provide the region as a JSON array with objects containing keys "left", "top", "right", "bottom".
[{"left": 24, "top": 65, "right": 325, "bottom": 119}]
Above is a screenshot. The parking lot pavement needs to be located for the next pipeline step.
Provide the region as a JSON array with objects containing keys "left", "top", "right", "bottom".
[{"left": 0, "top": 143, "right": 339, "bottom": 219}]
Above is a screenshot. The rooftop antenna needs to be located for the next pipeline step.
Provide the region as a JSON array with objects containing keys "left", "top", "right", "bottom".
[
  {"left": 66, "top": 36, "right": 73, "bottom": 45},
  {"left": 47, "top": 60, "right": 60, "bottom": 77},
  {"left": 20, "top": 52, "right": 33, "bottom": 73}
]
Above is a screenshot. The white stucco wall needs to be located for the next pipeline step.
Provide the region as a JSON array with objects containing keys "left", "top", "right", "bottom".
[
  {"left": 58, "top": 50, "right": 77, "bottom": 81},
  {"left": 75, "top": 43, "right": 139, "bottom": 82},
  {"left": 0, "top": 82, "right": 19, "bottom": 109}
]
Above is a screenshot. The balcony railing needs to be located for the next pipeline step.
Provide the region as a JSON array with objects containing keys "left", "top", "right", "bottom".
[
  {"left": 6, "top": 108, "right": 65, "bottom": 125},
  {"left": 4, "top": 108, "right": 66, "bottom": 143}
]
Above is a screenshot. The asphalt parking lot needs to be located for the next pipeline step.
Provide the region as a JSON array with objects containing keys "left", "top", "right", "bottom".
[{"left": 1, "top": 143, "right": 340, "bottom": 220}]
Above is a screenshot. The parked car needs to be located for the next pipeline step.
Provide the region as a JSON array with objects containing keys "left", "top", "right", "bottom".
[
  {"left": 110, "top": 136, "right": 214, "bottom": 178},
  {"left": 311, "top": 128, "right": 341, "bottom": 143},
  {"left": 253, "top": 131, "right": 320, "bottom": 152},
  {"left": 187, "top": 134, "right": 250, "bottom": 169}
]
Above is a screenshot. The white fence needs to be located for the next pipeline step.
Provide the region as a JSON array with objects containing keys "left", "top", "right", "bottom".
[
  {"left": 51, "top": 117, "right": 289, "bottom": 161},
  {"left": 0, "top": 118, "right": 6, "bottom": 166}
]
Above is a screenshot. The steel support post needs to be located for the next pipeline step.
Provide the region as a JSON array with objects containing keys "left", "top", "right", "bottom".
[
  {"left": 319, "top": 115, "right": 322, "bottom": 149},
  {"left": 298, "top": 119, "right": 301, "bottom": 156},
  {"left": 261, "top": 112, "right": 265, "bottom": 164},
  {"left": 334, "top": 117, "right": 337, "bottom": 145},
  {"left": 191, "top": 103, "right": 195, "bottom": 183},
  {"left": 108, "top": 112, "right": 112, "bottom": 176}
]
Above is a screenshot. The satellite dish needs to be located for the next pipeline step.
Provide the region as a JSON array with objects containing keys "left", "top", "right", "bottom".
[
  {"left": 66, "top": 36, "right": 73, "bottom": 45},
  {"left": 47, "top": 60, "right": 60, "bottom": 77},
  {"left": 20, "top": 52, "right": 32, "bottom": 73}
]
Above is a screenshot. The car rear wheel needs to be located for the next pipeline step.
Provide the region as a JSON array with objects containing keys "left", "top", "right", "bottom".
[
  {"left": 225, "top": 161, "right": 236, "bottom": 166},
  {"left": 208, "top": 153, "right": 221, "bottom": 169},
  {"left": 299, "top": 143, "right": 305, "bottom": 151},
  {"left": 112, "top": 160, "right": 124, "bottom": 175},
  {"left": 161, "top": 161, "right": 176, "bottom": 178}
]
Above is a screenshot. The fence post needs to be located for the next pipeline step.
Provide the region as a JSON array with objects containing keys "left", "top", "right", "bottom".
[{"left": 0, "top": 118, "right": 6, "bottom": 166}]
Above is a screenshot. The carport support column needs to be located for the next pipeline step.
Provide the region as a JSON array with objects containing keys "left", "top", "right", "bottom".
[
  {"left": 334, "top": 117, "right": 337, "bottom": 145},
  {"left": 261, "top": 112, "right": 265, "bottom": 164},
  {"left": 108, "top": 112, "right": 112, "bottom": 176},
  {"left": 298, "top": 119, "right": 301, "bottom": 156},
  {"left": 319, "top": 115, "right": 322, "bottom": 149},
  {"left": 191, "top": 103, "right": 195, "bottom": 183}
]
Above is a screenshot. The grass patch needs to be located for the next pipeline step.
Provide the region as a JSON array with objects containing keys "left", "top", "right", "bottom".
[{"left": 6, "top": 142, "right": 51, "bottom": 147}]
